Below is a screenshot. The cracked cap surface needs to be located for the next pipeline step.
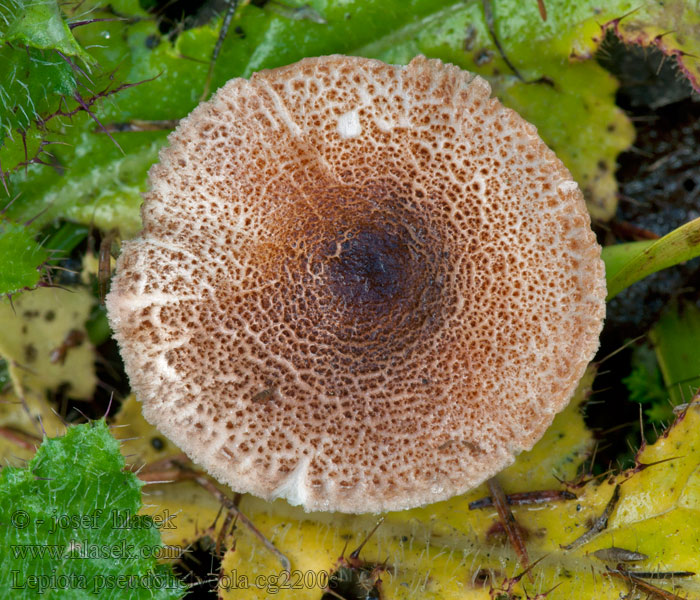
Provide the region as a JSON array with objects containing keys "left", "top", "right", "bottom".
[{"left": 106, "top": 55, "right": 606, "bottom": 513}]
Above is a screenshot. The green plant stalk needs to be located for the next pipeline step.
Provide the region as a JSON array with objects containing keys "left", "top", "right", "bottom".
[{"left": 603, "top": 217, "right": 700, "bottom": 300}]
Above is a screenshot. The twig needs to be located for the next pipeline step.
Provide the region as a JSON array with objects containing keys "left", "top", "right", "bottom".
[
  {"left": 604, "top": 566, "right": 691, "bottom": 600},
  {"left": 135, "top": 458, "right": 291, "bottom": 571},
  {"left": 101, "top": 119, "right": 179, "bottom": 133},
  {"left": 0, "top": 426, "right": 41, "bottom": 450},
  {"left": 487, "top": 477, "right": 532, "bottom": 581},
  {"left": 469, "top": 488, "right": 576, "bottom": 509},
  {"left": 536, "top": 0, "right": 547, "bottom": 21},
  {"left": 201, "top": 0, "right": 239, "bottom": 102}
]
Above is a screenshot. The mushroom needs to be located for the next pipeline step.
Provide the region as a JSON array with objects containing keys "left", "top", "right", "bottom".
[{"left": 106, "top": 55, "right": 605, "bottom": 513}]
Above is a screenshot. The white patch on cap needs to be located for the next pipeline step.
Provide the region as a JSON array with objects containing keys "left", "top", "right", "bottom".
[
  {"left": 375, "top": 117, "right": 393, "bottom": 132},
  {"left": 558, "top": 180, "right": 579, "bottom": 193},
  {"left": 270, "top": 455, "right": 312, "bottom": 506},
  {"left": 337, "top": 109, "right": 361, "bottom": 138}
]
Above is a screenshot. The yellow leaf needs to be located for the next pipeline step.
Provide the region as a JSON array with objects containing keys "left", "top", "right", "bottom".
[
  {"left": 110, "top": 369, "right": 700, "bottom": 599},
  {"left": 0, "top": 286, "right": 96, "bottom": 400}
]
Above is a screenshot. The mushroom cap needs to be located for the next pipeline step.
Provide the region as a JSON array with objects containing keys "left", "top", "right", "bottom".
[{"left": 106, "top": 55, "right": 605, "bottom": 513}]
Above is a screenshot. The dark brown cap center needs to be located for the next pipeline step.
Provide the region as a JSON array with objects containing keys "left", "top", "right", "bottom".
[
  {"left": 325, "top": 228, "right": 412, "bottom": 309},
  {"left": 261, "top": 187, "right": 447, "bottom": 371}
]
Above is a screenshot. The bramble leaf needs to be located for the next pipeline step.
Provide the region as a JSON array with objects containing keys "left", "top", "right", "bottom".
[
  {"left": 0, "top": 419, "right": 187, "bottom": 599},
  {"left": 1, "top": 0, "right": 93, "bottom": 61},
  {"left": 0, "top": 0, "right": 94, "bottom": 170}
]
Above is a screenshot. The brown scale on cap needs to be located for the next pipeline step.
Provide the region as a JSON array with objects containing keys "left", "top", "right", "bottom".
[{"left": 106, "top": 55, "right": 606, "bottom": 513}]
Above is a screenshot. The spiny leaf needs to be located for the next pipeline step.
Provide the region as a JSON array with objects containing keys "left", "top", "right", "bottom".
[
  {"left": 1, "top": 0, "right": 94, "bottom": 62},
  {"left": 0, "top": 0, "right": 88, "bottom": 140},
  {"left": 607, "top": 0, "right": 700, "bottom": 93},
  {"left": 0, "top": 386, "right": 65, "bottom": 464},
  {"left": 0, "top": 0, "right": 116, "bottom": 179},
  {"left": 0, "top": 419, "right": 187, "bottom": 599}
]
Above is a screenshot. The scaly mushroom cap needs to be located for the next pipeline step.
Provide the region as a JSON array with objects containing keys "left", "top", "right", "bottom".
[{"left": 107, "top": 55, "right": 605, "bottom": 513}]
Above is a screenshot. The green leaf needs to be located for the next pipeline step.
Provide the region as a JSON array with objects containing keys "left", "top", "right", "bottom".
[
  {"left": 0, "top": 220, "right": 48, "bottom": 295},
  {"left": 650, "top": 300, "right": 700, "bottom": 408},
  {"left": 5, "top": 0, "right": 700, "bottom": 235},
  {"left": 604, "top": 217, "right": 700, "bottom": 300},
  {"left": 600, "top": 240, "right": 654, "bottom": 284},
  {"left": 0, "top": 419, "right": 186, "bottom": 599},
  {"left": 43, "top": 221, "right": 90, "bottom": 265},
  {"left": 622, "top": 343, "right": 670, "bottom": 423},
  {"left": 3, "top": 0, "right": 637, "bottom": 233}
]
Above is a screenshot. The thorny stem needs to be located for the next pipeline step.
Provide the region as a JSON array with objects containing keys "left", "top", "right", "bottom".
[
  {"left": 69, "top": 17, "right": 125, "bottom": 29},
  {"left": 40, "top": 76, "right": 159, "bottom": 126},
  {"left": 0, "top": 425, "right": 40, "bottom": 450},
  {"left": 98, "top": 229, "right": 119, "bottom": 304},
  {"left": 73, "top": 92, "right": 123, "bottom": 154},
  {"left": 135, "top": 458, "right": 291, "bottom": 571},
  {"left": 201, "top": 0, "right": 240, "bottom": 102},
  {"left": 349, "top": 517, "right": 384, "bottom": 561},
  {"left": 469, "top": 488, "right": 576, "bottom": 510},
  {"left": 487, "top": 477, "right": 532, "bottom": 582},
  {"left": 604, "top": 566, "right": 691, "bottom": 600}
]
